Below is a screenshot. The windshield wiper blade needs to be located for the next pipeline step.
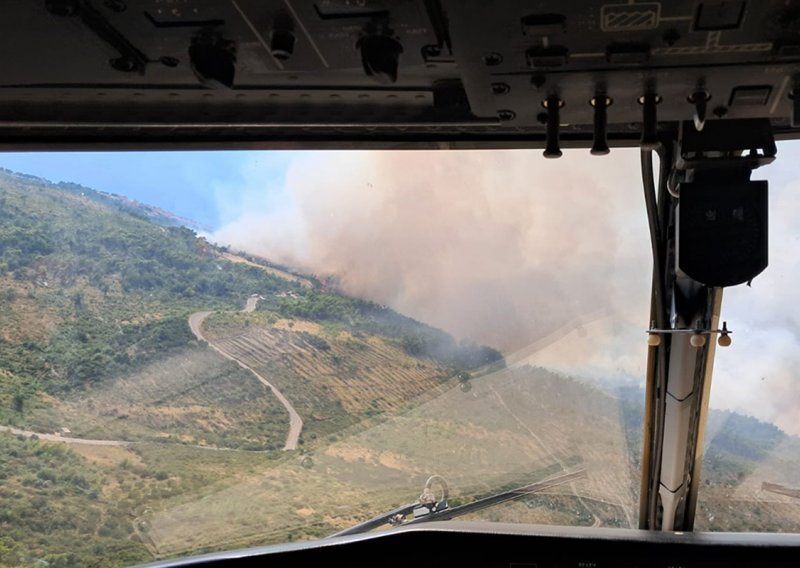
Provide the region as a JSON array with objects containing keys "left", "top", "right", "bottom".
[{"left": 332, "top": 469, "right": 587, "bottom": 538}]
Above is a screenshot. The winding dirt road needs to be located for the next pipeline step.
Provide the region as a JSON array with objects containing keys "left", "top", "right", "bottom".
[{"left": 188, "top": 298, "right": 303, "bottom": 451}]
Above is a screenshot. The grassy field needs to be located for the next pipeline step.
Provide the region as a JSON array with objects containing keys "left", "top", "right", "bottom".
[
  {"left": 0, "top": 429, "right": 291, "bottom": 567},
  {"left": 0, "top": 433, "right": 152, "bottom": 567},
  {"left": 695, "top": 431, "right": 800, "bottom": 532}
]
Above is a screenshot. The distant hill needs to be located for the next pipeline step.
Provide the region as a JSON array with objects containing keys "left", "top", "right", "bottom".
[{"left": 0, "top": 168, "right": 212, "bottom": 233}]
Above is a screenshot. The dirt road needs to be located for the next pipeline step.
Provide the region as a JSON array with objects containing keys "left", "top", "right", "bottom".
[
  {"left": 220, "top": 252, "right": 312, "bottom": 288},
  {"left": 188, "top": 302, "right": 303, "bottom": 451},
  {"left": 0, "top": 424, "right": 131, "bottom": 446},
  {"left": 0, "top": 424, "right": 274, "bottom": 453}
]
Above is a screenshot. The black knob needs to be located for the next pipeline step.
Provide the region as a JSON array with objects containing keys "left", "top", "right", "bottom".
[
  {"left": 590, "top": 96, "right": 611, "bottom": 156},
  {"left": 639, "top": 93, "right": 660, "bottom": 150},
  {"left": 358, "top": 35, "right": 403, "bottom": 85},
  {"left": 543, "top": 96, "right": 563, "bottom": 159},
  {"left": 189, "top": 34, "right": 236, "bottom": 89},
  {"left": 270, "top": 13, "right": 295, "bottom": 62},
  {"left": 270, "top": 29, "right": 295, "bottom": 61}
]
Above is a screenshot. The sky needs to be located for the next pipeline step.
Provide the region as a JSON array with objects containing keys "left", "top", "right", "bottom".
[
  {"left": 0, "top": 151, "right": 300, "bottom": 229},
  {"left": 1, "top": 146, "right": 799, "bottom": 434}
]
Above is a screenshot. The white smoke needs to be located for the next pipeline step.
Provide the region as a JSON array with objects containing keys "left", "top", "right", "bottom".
[
  {"left": 212, "top": 146, "right": 800, "bottom": 435},
  {"left": 214, "top": 149, "right": 651, "bottom": 350}
]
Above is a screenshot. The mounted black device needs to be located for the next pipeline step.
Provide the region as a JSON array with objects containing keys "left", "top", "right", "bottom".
[
  {"left": 674, "top": 119, "right": 774, "bottom": 287},
  {"left": 677, "top": 179, "right": 767, "bottom": 287}
]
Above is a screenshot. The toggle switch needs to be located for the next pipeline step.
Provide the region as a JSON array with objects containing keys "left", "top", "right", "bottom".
[
  {"left": 358, "top": 35, "right": 403, "bottom": 85},
  {"left": 590, "top": 95, "right": 612, "bottom": 155},
  {"left": 639, "top": 93, "right": 661, "bottom": 150},
  {"left": 542, "top": 96, "right": 564, "bottom": 159},
  {"left": 689, "top": 90, "right": 711, "bottom": 132}
]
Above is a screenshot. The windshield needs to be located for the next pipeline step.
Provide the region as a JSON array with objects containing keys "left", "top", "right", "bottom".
[{"left": 0, "top": 147, "right": 797, "bottom": 566}]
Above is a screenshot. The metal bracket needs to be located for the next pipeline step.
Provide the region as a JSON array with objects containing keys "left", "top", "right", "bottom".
[{"left": 676, "top": 118, "right": 776, "bottom": 171}]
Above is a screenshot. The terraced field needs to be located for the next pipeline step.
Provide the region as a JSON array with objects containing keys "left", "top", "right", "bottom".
[{"left": 204, "top": 316, "right": 454, "bottom": 437}]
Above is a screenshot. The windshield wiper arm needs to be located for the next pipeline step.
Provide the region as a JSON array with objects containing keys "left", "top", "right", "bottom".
[
  {"left": 407, "top": 469, "right": 587, "bottom": 525},
  {"left": 332, "top": 475, "right": 451, "bottom": 537},
  {"left": 333, "top": 501, "right": 421, "bottom": 537},
  {"left": 332, "top": 469, "right": 587, "bottom": 538}
]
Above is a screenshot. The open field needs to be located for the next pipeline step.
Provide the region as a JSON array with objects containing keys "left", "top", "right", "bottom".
[
  {"left": 0, "top": 430, "right": 290, "bottom": 566},
  {"left": 188, "top": 309, "right": 302, "bottom": 450},
  {"left": 695, "top": 433, "right": 800, "bottom": 532}
]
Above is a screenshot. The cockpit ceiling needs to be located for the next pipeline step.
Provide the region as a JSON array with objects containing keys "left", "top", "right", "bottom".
[{"left": 3, "top": 0, "right": 800, "bottom": 147}]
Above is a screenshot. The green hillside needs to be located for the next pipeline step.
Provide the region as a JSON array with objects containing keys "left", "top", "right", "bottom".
[{"left": 0, "top": 169, "right": 499, "bottom": 424}]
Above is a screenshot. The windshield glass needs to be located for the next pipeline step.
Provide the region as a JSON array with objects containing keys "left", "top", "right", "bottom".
[{"left": 0, "top": 147, "right": 796, "bottom": 566}]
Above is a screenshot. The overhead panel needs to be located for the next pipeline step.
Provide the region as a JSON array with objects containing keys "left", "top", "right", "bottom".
[{"left": 0, "top": 1, "right": 799, "bottom": 146}]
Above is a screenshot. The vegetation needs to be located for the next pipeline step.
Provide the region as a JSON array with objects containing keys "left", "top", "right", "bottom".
[
  {"left": 0, "top": 433, "right": 150, "bottom": 567},
  {"left": 0, "top": 169, "right": 512, "bottom": 565},
  {"left": 20, "top": 347, "right": 290, "bottom": 451},
  {"left": 276, "top": 291, "right": 503, "bottom": 371},
  {"left": 0, "top": 169, "right": 499, "bottom": 408},
  {"left": 0, "top": 169, "right": 303, "bottom": 408}
]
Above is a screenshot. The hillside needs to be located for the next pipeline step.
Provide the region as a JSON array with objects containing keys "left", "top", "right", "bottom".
[
  {"left": 0, "top": 168, "right": 212, "bottom": 233},
  {"left": 0, "top": 169, "right": 505, "bottom": 566},
  {"left": 1, "top": 169, "right": 800, "bottom": 566},
  {"left": 0, "top": 168, "right": 497, "bottom": 426}
]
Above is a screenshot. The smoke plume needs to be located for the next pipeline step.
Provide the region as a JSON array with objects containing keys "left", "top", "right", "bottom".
[
  {"left": 214, "top": 149, "right": 651, "bottom": 352},
  {"left": 212, "top": 148, "right": 800, "bottom": 435}
]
